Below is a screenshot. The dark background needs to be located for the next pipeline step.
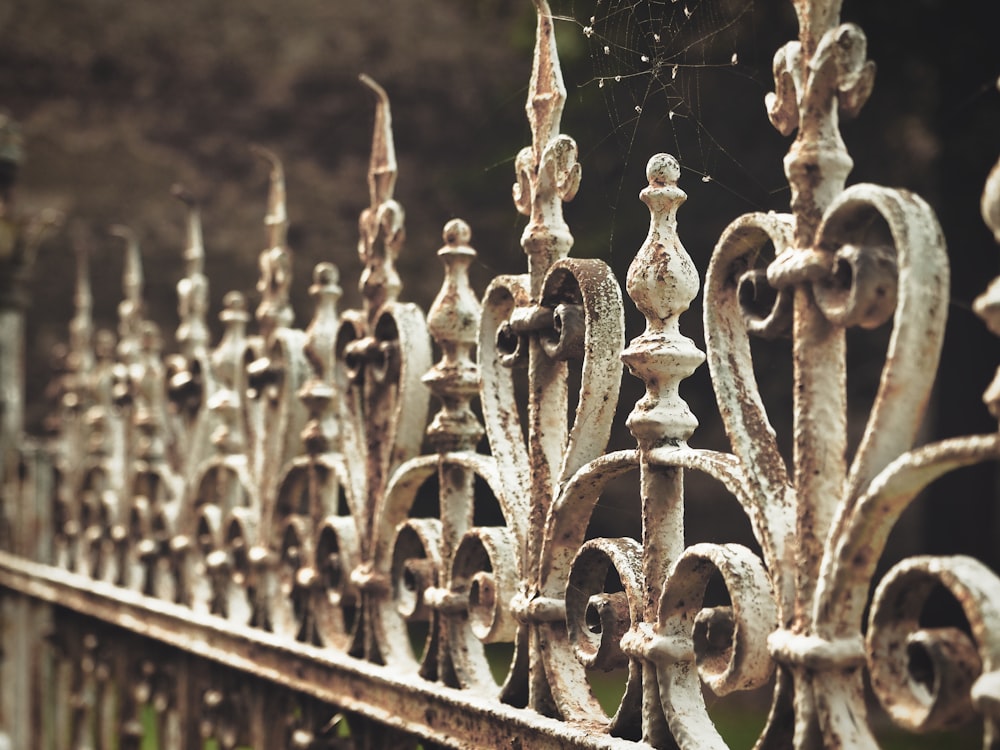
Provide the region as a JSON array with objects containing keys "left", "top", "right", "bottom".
[{"left": 2, "top": 0, "right": 998, "bottom": 568}]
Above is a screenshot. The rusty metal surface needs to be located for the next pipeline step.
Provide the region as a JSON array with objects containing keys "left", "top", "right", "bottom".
[
  {"left": 0, "top": 551, "right": 651, "bottom": 749},
  {"left": 1, "top": 0, "right": 999, "bottom": 748}
]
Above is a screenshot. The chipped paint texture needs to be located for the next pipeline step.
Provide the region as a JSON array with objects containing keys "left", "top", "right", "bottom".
[{"left": 0, "top": 1, "right": 999, "bottom": 748}]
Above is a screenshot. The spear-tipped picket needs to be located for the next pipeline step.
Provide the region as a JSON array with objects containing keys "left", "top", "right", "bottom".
[
  {"left": 360, "top": 73, "right": 398, "bottom": 210},
  {"left": 110, "top": 224, "right": 144, "bottom": 367},
  {"left": 357, "top": 75, "right": 404, "bottom": 318},
  {"left": 173, "top": 185, "right": 210, "bottom": 359},
  {"left": 526, "top": 0, "right": 567, "bottom": 165},
  {"left": 512, "top": 0, "right": 581, "bottom": 295},
  {"left": 251, "top": 146, "right": 293, "bottom": 337}
]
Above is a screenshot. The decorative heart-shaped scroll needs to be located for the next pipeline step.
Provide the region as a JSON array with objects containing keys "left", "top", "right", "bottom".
[
  {"left": 814, "top": 184, "right": 948, "bottom": 509},
  {"left": 479, "top": 260, "right": 624, "bottom": 507},
  {"left": 704, "top": 211, "right": 797, "bottom": 578}
]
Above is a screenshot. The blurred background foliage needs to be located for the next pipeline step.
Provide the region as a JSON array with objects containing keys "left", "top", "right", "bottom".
[{"left": 1, "top": 0, "right": 999, "bottom": 617}]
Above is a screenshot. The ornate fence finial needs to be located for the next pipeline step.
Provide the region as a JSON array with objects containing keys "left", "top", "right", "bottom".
[
  {"left": 622, "top": 154, "right": 704, "bottom": 450},
  {"left": 110, "top": 224, "right": 144, "bottom": 367},
  {"left": 525, "top": 0, "right": 566, "bottom": 165},
  {"left": 300, "top": 262, "right": 342, "bottom": 454},
  {"left": 423, "top": 219, "right": 483, "bottom": 453},
  {"left": 359, "top": 74, "right": 397, "bottom": 211},
  {"left": 173, "top": 185, "right": 210, "bottom": 360},
  {"left": 251, "top": 146, "right": 293, "bottom": 337},
  {"left": 512, "top": 0, "right": 581, "bottom": 295},
  {"left": 767, "top": 1, "right": 875, "bottom": 243},
  {"left": 357, "top": 74, "right": 403, "bottom": 316}
]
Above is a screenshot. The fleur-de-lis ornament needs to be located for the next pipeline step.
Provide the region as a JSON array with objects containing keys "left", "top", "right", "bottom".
[{"left": 479, "top": 0, "right": 625, "bottom": 716}]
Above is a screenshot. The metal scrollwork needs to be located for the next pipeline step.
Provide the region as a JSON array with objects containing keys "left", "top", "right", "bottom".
[{"left": 3, "top": 3, "right": 1000, "bottom": 749}]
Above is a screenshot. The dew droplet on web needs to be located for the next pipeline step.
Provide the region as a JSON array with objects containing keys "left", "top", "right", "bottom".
[
  {"left": 702, "top": 175, "right": 711, "bottom": 183},
  {"left": 635, "top": 105, "right": 642, "bottom": 114},
  {"left": 598, "top": 78, "right": 605, "bottom": 88},
  {"left": 604, "top": 45, "right": 611, "bottom": 55},
  {"left": 615, "top": 75, "right": 622, "bottom": 82},
  {"left": 583, "top": 26, "right": 594, "bottom": 38},
  {"left": 653, "top": 33, "right": 661, "bottom": 43},
  {"left": 641, "top": 55, "right": 649, "bottom": 63},
  {"left": 731, "top": 51, "right": 739, "bottom": 65},
  {"left": 672, "top": 65, "right": 678, "bottom": 80},
  {"left": 669, "top": 110, "right": 676, "bottom": 120},
  {"left": 684, "top": 5, "right": 692, "bottom": 18}
]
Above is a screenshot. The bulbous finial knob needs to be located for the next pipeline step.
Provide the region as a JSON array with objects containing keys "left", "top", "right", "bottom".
[
  {"left": 423, "top": 218, "right": 483, "bottom": 452},
  {"left": 299, "top": 262, "right": 343, "bottom": 454},
  {"left": 622, "top": 154, "right": 705, "bottom": 449}
]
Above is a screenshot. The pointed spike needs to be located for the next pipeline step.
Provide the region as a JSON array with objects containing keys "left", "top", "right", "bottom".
[
  {"left": 110, "top": 224, "right": 144, "bottom": 369},
  {"left": 109, "top": 224, "right": 143, "bottom": 315},
  {"left": 250, "top": 147, "right": 294, "bottom": 336},
  {"left": 360, "top": 74, "right": 398, "bottom": 208},
  {"left": 172, "top": 184, "right": 204, "bottom": 275},
  {"left": 513, "top": 0, "right": 579, "bottom": 294},
  {"left": 250, "top": 145, "right": 288, "bottom": 250},
  {"left": 527, "top": 0, "right": 567, "bottom": 163},
  {"left": 173, "top": 185, "right": 210, "bottom": 358}
]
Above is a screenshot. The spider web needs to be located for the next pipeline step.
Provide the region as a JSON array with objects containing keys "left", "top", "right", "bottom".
[{"left": 552, "top": 0, "right": 773, "bottom": 212}]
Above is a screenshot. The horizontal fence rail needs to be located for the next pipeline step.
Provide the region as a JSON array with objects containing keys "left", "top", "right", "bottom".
[{"left": 1, "top": 0, "right": 999, "bottom": 748}]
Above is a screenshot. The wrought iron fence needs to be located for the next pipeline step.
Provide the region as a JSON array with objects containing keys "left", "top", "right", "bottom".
[{"left": 1, "top": 0, "right": 998, "bottom": 747}]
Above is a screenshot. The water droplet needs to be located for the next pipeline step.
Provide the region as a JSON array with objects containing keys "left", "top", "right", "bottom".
[
  {"left": 653, "top": 33, "right": 661, "bottom": 43},
  {"left": 641, "top": 55, "right": 649, "bottom": 63},
  {"left": 635, "top": 105, "right": 642, "bottom": 114},
  {"left": 672, "top": 65, "right": 678, "bottom": 80},
  {"left": 604, "top": 45, "right": 611, "bottom": 55},
  {"left": 615, "top": 75, "right": 622, "bottom": 82},
  {"left": 731, "top": 52, "right": 738, "bottom": 65},
  {"left": 702, "top": 175, "right": 711, "bottom": 183}
]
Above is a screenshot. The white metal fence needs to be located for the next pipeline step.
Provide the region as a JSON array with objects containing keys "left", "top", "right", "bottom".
[{"left": 1, "top": 0, "right": 999, "bottom": 747}]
